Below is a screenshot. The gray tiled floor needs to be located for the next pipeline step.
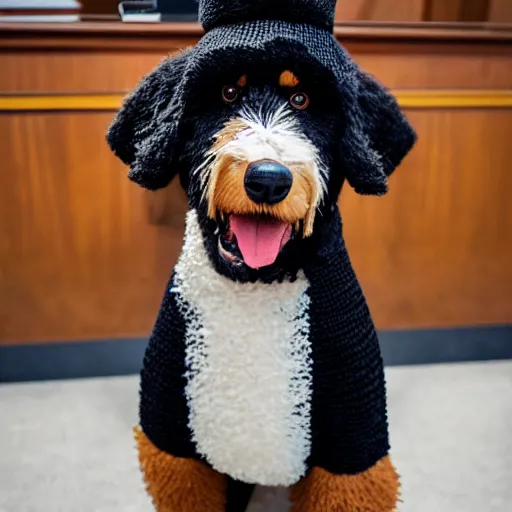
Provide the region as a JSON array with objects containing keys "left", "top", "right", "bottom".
[{"left": 1, "top": 361, "right": 511, "bottom": 512}]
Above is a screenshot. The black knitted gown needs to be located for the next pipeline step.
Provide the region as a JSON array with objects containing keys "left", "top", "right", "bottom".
[
  {"left": 138, "top": 208, "right": 390, "bottom": 510},
  {"left": 106, "top": 2, "right": 416, "bottom": 511}
]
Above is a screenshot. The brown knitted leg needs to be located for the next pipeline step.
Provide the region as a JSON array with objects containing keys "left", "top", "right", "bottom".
[
  {"left": 290, "top": 456, "right": 399, "bottom": 512},
  {"left": 134, "top": 427, "right": 228, "bottom": 512}
]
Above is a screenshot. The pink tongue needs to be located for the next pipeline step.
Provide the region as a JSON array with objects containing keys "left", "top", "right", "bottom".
[{"left": 230, "top": 215, "right": 291, "bottom": 269}]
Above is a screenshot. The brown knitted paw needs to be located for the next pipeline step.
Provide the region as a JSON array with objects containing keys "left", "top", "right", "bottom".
[
  {"left": 290, "top": 456, "right": 399, "bottom": 512},
  {"left": 134, "top": 426, "right": 227, "bottom": 512}
]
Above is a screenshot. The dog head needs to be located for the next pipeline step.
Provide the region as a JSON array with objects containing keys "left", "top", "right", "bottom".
[{"left": 108, "top": 45, "right": 415, "bottom": 282}]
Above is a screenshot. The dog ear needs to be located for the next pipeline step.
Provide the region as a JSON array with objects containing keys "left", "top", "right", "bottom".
[
  {"left": 341, "top": 71, "right": 416, "bottom": 195},
  {"left": 107, "top": 50, "right": 190, "bottom": 190}
]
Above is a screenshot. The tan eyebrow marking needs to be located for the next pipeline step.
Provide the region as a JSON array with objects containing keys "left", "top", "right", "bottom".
[
  {"left": 237, "top": 75, "right": 248, "bottom": 87},
  {"left": 279, "top": 70, "right": 300, "bottom": 88}
]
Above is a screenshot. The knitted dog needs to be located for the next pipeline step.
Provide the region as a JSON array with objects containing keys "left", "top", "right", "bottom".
[{"left": 107, "top": 1, "right": 416, "bottom": 510}]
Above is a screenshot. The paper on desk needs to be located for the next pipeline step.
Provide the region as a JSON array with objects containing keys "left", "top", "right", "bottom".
[{"left": 0, "top": 0, "right": 80, "bottom": 8}]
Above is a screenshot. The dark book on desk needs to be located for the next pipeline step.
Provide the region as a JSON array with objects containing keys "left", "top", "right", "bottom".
[
  {"left": 119, "top": 0, "right": 198, "bottom": 22},
  {"left": 158, "top": 0, "right": 198, "bottom": 21}
]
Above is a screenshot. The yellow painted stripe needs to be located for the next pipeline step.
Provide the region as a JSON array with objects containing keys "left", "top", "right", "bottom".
[
  {"left": 396, "top": 90, "right": 512, "bottom": 108},
  {"left": 0, "top": 90, "right": 511, "bottom": 111},
  {"left": 0, "top": 94, "right": 123, "bottom": 111}
]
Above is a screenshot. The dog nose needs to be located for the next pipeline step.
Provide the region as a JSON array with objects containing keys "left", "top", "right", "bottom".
[{"left": 244, "top": 160, "right": 293, "bottom": 205}]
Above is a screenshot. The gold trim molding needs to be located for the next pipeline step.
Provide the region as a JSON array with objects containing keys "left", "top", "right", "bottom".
[
  {"left": 0, "top": 94, "right": 122, "bottom": 111},
  {"left": 397, "top": 90, "right": 512, "bottom": 108},
  {"left": 0, "top": 90, "right": 511, "bottom": 111}
]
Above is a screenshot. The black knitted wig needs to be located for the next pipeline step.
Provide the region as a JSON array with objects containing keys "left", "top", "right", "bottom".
[{"left": 199, "top": 0, "right": 337, "bottom": 32}]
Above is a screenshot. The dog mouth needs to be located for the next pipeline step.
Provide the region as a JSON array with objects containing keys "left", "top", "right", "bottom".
[{"left": 217, "top": 213, "right": 294, "bottom": 269}]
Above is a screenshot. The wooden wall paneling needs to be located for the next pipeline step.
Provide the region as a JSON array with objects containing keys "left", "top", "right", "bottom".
[
  {"left": 1, "top": 22, "right": 511, "bottom": 344},
  {"left": 489, "top": 0, "right": 512, "bottom": 23},
  {"left": 424, "top": 0, "right": 462, "bottom": 21},
  {"left": 79, "top": 0, "right": 119, "bottom": 15},
  {"left": 1, "top": 44, "right": 511, "bottom": 94},
  {"left": 0, "top": 53, "right": 165, "bottom": 93},
  {"left": 342, "top": 109, "right": 512, "bottom": 329},
  {"left": 354, "top": 50, "right": 512, "bottom": 90},
  {"left": 336, "top": 0, "right": 426, "bottom": 22},
  {"left": 460, "top": 0, "right": 491, "bottom": 22},
  {"left": 2, "top": 107, "right": 510, "bottom": 343},
  {"left": 367, "top": 0, "right": 426, "bottom": 22},
  {"left": 0, "top": 112, "right": 183, "bottom": 344},
  {"left": 425, "top": 0, "right": 491, "bottom": 22},
  {"left": 335, "top": 0, "right": 386, "bottom": 22},
  {"left": 335, "top": 0, "right": 369, "bottom": 22},
  {"left": 0, "top": 23, "right": 202, "bottom": 51}
]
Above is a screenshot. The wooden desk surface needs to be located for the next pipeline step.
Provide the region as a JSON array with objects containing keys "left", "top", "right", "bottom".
[
  {"left": 1, "top": 20, "right": 512, "bottom": 49},
  {"left": 0, "top": 22, "right": 511, "bottom": 344}
]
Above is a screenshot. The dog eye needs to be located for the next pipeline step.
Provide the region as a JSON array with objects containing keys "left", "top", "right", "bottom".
[
  {"left": 290, "top": 92, "right": 310, "bottom": 110},
  {"left": 222, "top": 85, "right": 239, "bottom": 103}
]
